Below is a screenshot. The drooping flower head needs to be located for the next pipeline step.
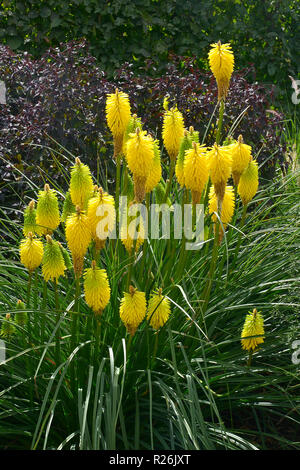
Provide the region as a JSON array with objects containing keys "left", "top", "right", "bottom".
[
  {"left": 208, "top": 41, "right": 234, "bottom": 100},
  {"left": 65, "top": 206, "right": 92, "bottom": 276},
  {"left": 231, "top": 135, "right": 252, "bottom": 186},
  {"left": 36, "top": 184, "right": 60, "bottom": 235},
  {"left": 119, "top": 286, "right": 146, "bottom": 336},
  {"left": 238, "top": 160, "right": 259, "bottom": 206},
  {"left": 184, "top": 142, "right": 209, "bottom": 205},
  {"left": 145, "top": 139, "right": 162, "bottom": 194},
  {"left": 42, "top": 235, "right": 66, "bottom": 282},
  {"left": 162, "top": 106, "right": 185, "bottom": 161},
  {"left": 83, "top": 260, "right": 111, "bottom": 315},
  {"left": 126, "top": 128, "right": 155, "bottom": 202},
  {"left": 69, "top": 157, "right": 94, "bottom": 210},
  {"left": 23, "top": 200, "right": 39, "bottom": 236},
  {"left": 207, "top": 143, "right": 232, "bottom": 209},
  {"left": 87, "top": 187, "right": 116, "bottom": 251},
  {"left": 241, "top": 308, "right": 265, "bottom": 351},
  {"left": 147, "top": 288, "right": 171, "bottom": 330},
  {"left": 20, "top": 232, "right": 44, "bottom": 273},
  {"left": 106, "top": 88, "right": 131, "bottom": 157}
]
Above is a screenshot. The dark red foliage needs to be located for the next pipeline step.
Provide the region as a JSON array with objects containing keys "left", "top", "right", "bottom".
[{"left": 0, "top": 41, "right": 286, "bottom": 212}]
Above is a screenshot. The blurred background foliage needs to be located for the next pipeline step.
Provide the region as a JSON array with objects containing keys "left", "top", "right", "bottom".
[{"left": 0, "top": 0, "right": 299, "bottom": 91}]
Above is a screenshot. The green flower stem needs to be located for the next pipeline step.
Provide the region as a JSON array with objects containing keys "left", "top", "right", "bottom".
[
  {"left": 200, "top": 98, "right": 226, "bottom": 314},
  {"left": 126, "top": 237, "right": 137, "bottom": 291},
  {"left": 140, "top": 193, "right": 150, "bottom": 278},
  {"left": 201, "top": 218, "right": 220, "bottom": 314},
  {"left": 151, "top": 332, "right": 159, "bottom": 369},
  {"left": 94, "top": 317, "right": 101, "bottom": 364},
  {"left": 27, "top": 271, "right": 33, "bottom": 342},
  {"left": 247, "top": 350, "right": 253, "bottom": 367},
  {"left": 232, "top": 203, "right": 248, "bottom": 268},
  {"left": 115, "top": 154, "right": 122, "bottom": 226},
  {"left": 41, "top": 280, "right": 47, "bottom": 343},
  {"left": 163, "top": 158, "right": 175, "bottom": 203},
  {"left": 216, "top": 98, "right": 225, "bottom": 145},
  {"left": 70, "top": 274, "right": 81, "bottom": 391},
  {"left": 54, "top": 279, "right": 61, "bottom": 366}
]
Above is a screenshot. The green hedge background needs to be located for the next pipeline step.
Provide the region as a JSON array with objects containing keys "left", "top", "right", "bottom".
[{"left": 1, "top": 0, "right": 299, "bottom": 90}]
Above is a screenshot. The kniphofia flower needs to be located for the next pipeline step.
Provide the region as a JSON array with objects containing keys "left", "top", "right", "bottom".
[
  {"left": 119, "top": 286, "right": 146, "bottom": 336},
  {"left": 208, "top": 41, "right": 234, "bottom": 100},
  {"left": 65, "top": 206, "right": 92, "bottom": 275},
  {"left": 36, "top": 184, "right": 60, "bottom": 235},
  {"left": 69, "top": 157, "right": 94, "bottom": 210},
  {"left": 209, "top": 185, "right": 235, "bottom": 229},
  {"left": 145, "top": 139, "right": 162, "bottom": 193},
  {"left": 184, "top": 142, "right": 209, "bottom": 204},
  {"left": 20, "top": 232, "right": 44, "bottom": 272},
  {"left": 126, "top": 128, "right": 155, "bottom": 202},
  {"left": 87, "top": 187, "right": 115, "bottom": 251},
  {"left": 241, "top": 308, "right": 265, "bottom": 351},
  {"left": 106, "top": 88, "right": 131, "bottom": 157},
  {"left": 147, "top": 289, "right": 171, "bottom": 330},
  {"left": 207, "top": 143, "right": 232, "bottom": 209},
  {"left": 231, "top": 135, "right": 252, "bottom": 186},
  {"left": 42, "top": 235, "right": 66, "bottom": 282},
  {"left": 84, "top": 260, "right": 111, "bottom": 315},
  {"left": 61, "top": 191, "right": 75, "bottom": 223},
  {"left": 162, "top": 106, "right": 184, "bottom": 161},
  {"left": 238, "top": 160, "right": 259, "bottom": 206},
  {"left": 23, "top": 200, "right": 39, "bottom": 236}
]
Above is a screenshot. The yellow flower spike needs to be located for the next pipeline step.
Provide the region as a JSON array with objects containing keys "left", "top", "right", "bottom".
[
  {"left": 69, "top": 157, "right": 94, "bottom": 210},
  {"left": 231, "top": 135, "right": 252, "bottom": 186},
  {"left": 42, "top": 235, "right": 66, "bottom": 282},
  {"left": 120, "top": 204, "right": 145, "bottom": 254},
  {"left": 20, "top": 232, "right": 44, "bottom": 273},
  {"left": 147, "top": 288, "right": 171, "bottom": 330},
  {"left": 208, "top": 41, "right": 234, "bottom": 101},
  {"left": 65, "top": 206, "right": 92, "bottom": 276},
  {"left": 0, "top": 313, "right": 16, "bottom": 338},
  {"left": 123, "top": 114, "right": 143, "bottom": 158},
  {"left": 162, "top": 106, "right": 185, "bottom": 161},
  {"left": 241, "top": 308, "right": 265, "bottom": 352},
  {"left": 126, "top": 128, "right": 155, "bottom": 202},
  {"left": 119, "top": 286, "right": 146, "bottom": 336},
  {"left": 83, "top": 260, "right": 111, "bottom": 315},
  {"left": 106, "top": 88, "right": 131, "bottom": 157},
  {"left": 175, "top": 129, "right": 190, "bottom": 188},
  {"left": 184, "top": 142, "right": 209, "bottom": 205},
  {"left": 238, "top": 160, "right": 259, "bottom": 206},
  {"left": 87, "top": 187, "right": 116, "bottom": 251},
  {"left": 145, "top": 139, "right": 162, "bottom": 193},
  {"left": 23, "top": 200, "right": 39, "bottom": 236},
  {"left": 209, "top": 185, "right": 235, "bottom": 229},
  {"left": 207, "top": 143, "right": 232, "bottom": 208},
  {"left": 36, "top": 184, "right": 60, "bottom": 235}
]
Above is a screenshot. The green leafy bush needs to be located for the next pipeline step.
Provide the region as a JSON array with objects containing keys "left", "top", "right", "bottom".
[{"left": 0, "top": 0, "right": 299, "bottom": 90}]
